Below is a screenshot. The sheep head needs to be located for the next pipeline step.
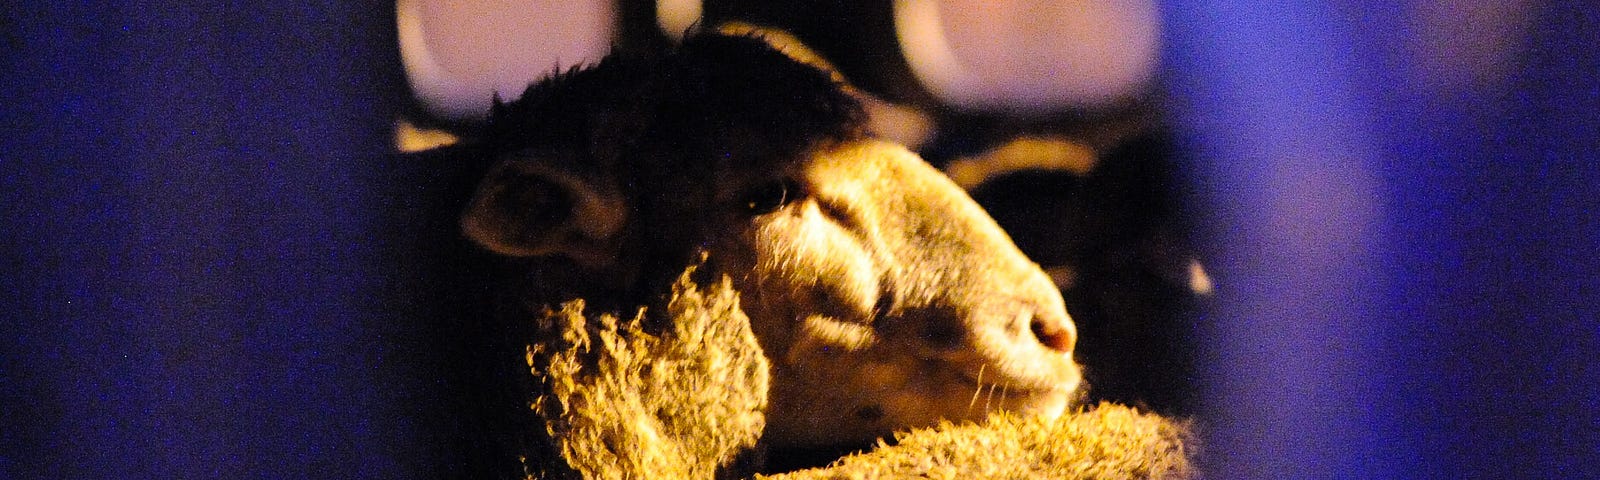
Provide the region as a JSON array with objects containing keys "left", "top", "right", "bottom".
[{"left": 462, "top": 32, "right": 1081, "bottom": 448}]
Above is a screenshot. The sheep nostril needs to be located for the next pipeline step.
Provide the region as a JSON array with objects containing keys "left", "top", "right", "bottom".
[{"left": 1030, "top": 316, "right": 1075, "bottom": 352}]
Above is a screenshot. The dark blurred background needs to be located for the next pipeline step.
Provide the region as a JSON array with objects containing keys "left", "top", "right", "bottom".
[{"left": 3, "top": 1, "right": 1595, "bottom": 478}]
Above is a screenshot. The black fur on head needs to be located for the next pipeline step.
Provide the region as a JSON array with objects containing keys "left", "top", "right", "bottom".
[
  {"left": 487, "top": 32, "right": 867, "bottom": 175},
  {"left": 479, "top": 32, "right": 869, "bottom": 310}
]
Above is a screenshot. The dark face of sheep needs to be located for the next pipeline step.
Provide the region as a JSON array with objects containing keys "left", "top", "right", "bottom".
[{"left": 461, "top": 33, "right": 1081, "bottom": 448}]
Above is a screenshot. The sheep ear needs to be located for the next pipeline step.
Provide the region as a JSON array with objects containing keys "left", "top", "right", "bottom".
[
  {"left": 717, "top": 22, "right": 935, "bottom": 148},
  {"left": 461, "top": 158, "right": 628, "bottom": 267}
]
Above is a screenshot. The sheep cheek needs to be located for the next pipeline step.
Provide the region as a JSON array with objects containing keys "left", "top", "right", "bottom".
[{"left": 749, "top": 202, "right": 880, "bottom": 366}]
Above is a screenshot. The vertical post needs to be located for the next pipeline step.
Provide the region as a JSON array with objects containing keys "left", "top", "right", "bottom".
[
  {"left": 1164, "top": 0, "right": 1599, "bottom": 477},
  {"left": 0, "top": 2, "right": 468, "bottom": 477}
]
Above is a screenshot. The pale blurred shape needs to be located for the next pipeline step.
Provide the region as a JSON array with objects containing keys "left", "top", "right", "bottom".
[
  {"left": 943, "top": 136, "right": 1097, "bottom": 190},
  {"left": 398, "top": 0, "right": 616, "bottom": 120},
  {"left": 657, "top": 0, "right": 703, "bottom": 40},
  {"left": 1408, "top": 0, "right": 1535, "bottom": 99},
  {"left": 394, "top": 118, "right": 461, "bottom": 152},
  {"left": 894, "top": 0, "right": 1159, "bottom": 113},
  {"left": 1186, "top": 259, "right": 1212, "bottom": 296}
]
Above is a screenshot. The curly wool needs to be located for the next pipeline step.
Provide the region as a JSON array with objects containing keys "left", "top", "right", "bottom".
[
  {"left": 764, "top": 404, "right": 1193, "bottom": 480},
  {"left": 527, "top": 267, "right": 770, "bottom": 479}
]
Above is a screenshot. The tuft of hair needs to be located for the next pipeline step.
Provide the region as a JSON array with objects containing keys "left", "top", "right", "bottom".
[
  {"left": 525, "top": 262, "right": 771, "bottom": 480},
  {"left": 486, "top": 32, "right": 867, "bottom": 173}
]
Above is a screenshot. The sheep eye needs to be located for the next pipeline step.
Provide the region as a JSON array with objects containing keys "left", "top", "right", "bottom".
[{"left": 740, "top": 179, "right": 796, "bottom": 215}]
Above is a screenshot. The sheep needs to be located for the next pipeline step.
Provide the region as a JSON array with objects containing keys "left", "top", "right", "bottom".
[{"left": 459, "top": 31, "right": 1177, "bottom": 476}]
